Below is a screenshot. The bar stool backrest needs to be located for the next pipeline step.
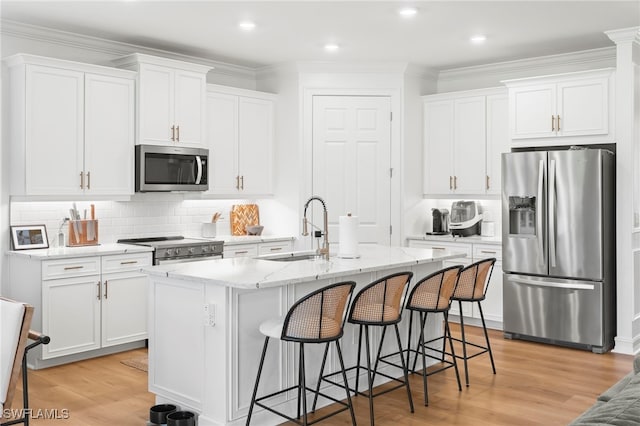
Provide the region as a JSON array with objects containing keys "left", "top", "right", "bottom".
[
  {"left": 407, "top": 265, "right": 463, "bottom": 311},
  {"left": 1, "top": 297, "right": 33, "bottom": 411},
  {"left": 452, "top": 258, "right": 496, "bottom": 301},
  {"left": 348, "top": 271, "right": 413, "bottom": 325},
  {"left": 282, "top": 281, "right": 356, "bottom": 343}
]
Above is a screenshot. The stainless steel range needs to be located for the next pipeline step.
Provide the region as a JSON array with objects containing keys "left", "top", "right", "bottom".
[{"left": 118, "top": 236, "right": 224, "bottom": 265}]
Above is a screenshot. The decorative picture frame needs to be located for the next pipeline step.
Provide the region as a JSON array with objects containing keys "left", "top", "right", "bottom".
[{"left": 10, "top": 224, "right": 49, "bottom": 250}]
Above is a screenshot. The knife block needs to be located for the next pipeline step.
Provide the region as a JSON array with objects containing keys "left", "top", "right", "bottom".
[{"left": 68, "top": 220, "right": 99, "bottom": 246}]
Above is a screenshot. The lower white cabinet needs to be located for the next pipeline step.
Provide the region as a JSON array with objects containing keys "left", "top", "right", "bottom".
[
  {"left": 408, "top": 239, "right": 503, "bottom": 329},
  {"left": 8, "top": 250, "right": 152, "bottom": 367},
  {"left": 223, "top": 239, "right": 293, "bottom": 259}
]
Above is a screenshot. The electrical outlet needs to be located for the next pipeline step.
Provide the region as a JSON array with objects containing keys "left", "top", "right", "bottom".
[{"left": 203, "top": 303, "right": 216, "bottom": 327}]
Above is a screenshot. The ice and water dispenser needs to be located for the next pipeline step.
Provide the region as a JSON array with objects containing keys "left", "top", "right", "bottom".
[{"left": 508, "top": 196, "right": 536, "bottom": 236}]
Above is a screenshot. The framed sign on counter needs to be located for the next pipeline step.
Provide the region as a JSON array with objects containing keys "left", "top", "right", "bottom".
[{"left": 10, "top": 224, "right": 49, "bottom": 250}]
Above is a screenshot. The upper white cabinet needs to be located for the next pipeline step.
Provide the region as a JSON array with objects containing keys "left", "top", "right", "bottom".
[
  {"left": 423, "top": 88, "right": 508, "bottom": 196},
  {"left": 504, "top": 68, "right": 614, "bottom": 146},
  {"left": 113, "top": 54, "right": 211, "bottom": 148},
  {"left": 206, "top": 85, "right": 275, "bottom": 195},
  {"left": 6, "top": 54, "right": 135, "bottom": 196}
]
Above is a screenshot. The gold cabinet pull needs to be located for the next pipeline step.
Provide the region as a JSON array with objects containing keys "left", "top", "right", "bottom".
[
  {"left": 176, "top": 125, "right": 180, "bottom": 142},
  {"left": 432, "top": 247, "right": 446, "bottom": 250},
  {"left": 104, "top": 280, "right": 108, "bottom": 299},
  {"left": 449, "top": 176, "right": 453, "bottom": 190},
  {"left": 235, "top": 250, "right": 248, "bottom": 255},
  {"left": 120, "top": 260, "right": 138, "bottom": 265},
  {"left": 240, "top": 175, "right": 244, "bottom": 190},
  {"left": 235, "top": 175, "right": 240, "bottom": 190},
  {"left": 87, "top": 171, "right": 91, "bottom": 190},
  {"left": 270, "top": 247, "right": 283, "bottom": 252},
  {"left": 64, "top": 265, "right": 84, "bottom": 271},
  {"left": 80, "top": 171, "right": 84, "bottom": 189},
  {"left": 557, "top": 115, "right": 560, "bottom": 131},
  {"left": 486, "top": 175, "right": 490, "bottom": 190},
  {"left": 454, "top": 176, "right": 457, "bottom": 190},
  {"left": 97, "top": 282, "right": 101, "bottom": 300},
  {"left": 551, "top": 115, "right": 555, "bottom": 131},
  {"left": 480, "top": 250, "right": 496, "bottom": 254},
  {"left": 171, "top": 125, "right": 176, "bottom": 141}
]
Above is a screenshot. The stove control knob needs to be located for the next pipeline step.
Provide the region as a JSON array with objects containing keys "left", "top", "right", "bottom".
[
  {"left": 188, "top": 247, "right": 195, "bottom": 255},
  {"left": 174, "top": 248, "right": 181, "bottom": 256},
  {"left": 209, "top": 245, "right": 217, "bottom": 253},
  {"left": 165, "top": 249, "right": 173, "bottom": 256},
  {"left": 202, "top": 246, "right": 209, "bottom": 253}
]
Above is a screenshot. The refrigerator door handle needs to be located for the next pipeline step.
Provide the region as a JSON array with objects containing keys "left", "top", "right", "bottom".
[
  {"left": 509, "top": 276, "right": 594, "bottom": 290},
  {"left": 549, "top": 159, "right": 557, "bottom": 268},
  {"left": 537, "top": 160, "right": 545, "bottom": 263}
]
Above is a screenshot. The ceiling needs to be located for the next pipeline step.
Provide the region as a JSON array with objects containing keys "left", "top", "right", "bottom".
[{"left": 2, "top": 1, "right": 639, "bottom": 71}]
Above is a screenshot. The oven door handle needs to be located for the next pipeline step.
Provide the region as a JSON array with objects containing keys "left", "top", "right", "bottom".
[
  {"left": 156, "top": 255, "right": 222, "bottom": 265},
  {"left": 195, "top": 156, "right": 203, "bottom": 184}
]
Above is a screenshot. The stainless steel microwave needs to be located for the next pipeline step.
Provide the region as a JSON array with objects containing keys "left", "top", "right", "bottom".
[{"left": 135, "top": 145, "right": 208, "bottom": 192}]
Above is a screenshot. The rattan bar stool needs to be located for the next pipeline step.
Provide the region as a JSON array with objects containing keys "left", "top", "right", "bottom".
[
  {"left": 402, "top": 264, "right": 463, "bottom": 406},
  {"left": 450, "top": 258, "right": 497, "bottom": 387},
  {"left": 318, "top": 271, "right": 414, "bottom": 426},
  {"left": 246, "top": 281, "right": 357, "bottom": 426}
]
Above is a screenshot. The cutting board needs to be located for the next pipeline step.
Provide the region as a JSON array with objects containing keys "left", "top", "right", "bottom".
[{"left": 230, "top": 204, "right": 260, "bottom": 236}]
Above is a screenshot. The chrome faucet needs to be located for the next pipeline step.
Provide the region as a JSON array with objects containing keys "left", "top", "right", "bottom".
[{"left": 302, "top": 196, "right": 329, "bottom": 260}]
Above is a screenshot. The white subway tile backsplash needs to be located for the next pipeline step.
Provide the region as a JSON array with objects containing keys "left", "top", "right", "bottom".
[{"left": 9, "top": 198, "right": 280, "bottom": 245}]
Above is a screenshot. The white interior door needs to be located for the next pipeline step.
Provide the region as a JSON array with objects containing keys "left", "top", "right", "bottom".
[{"left": 312, "top": 95, "right": 391, "bottom": 246}]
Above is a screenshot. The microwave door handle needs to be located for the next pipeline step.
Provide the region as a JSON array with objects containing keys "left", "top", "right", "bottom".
[
  {"left": 537, "top": 159, "right": 545, "bottom": 264},
  {"left": 549, "top": 159, "right": 557, "bottom": 268},
  {"left": 195, "top": 156, "right": 203, "bottom": 184}
]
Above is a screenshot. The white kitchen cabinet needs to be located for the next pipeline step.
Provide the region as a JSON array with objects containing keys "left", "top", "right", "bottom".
[
  {"left": 100, "top": 253, "right": 151, "bottom": 347},
  {"left": 224, "top": 243, "right": 259, "bottom": 259},
  {"left": 423, "top": 88, "right": 507, "bottom": 196},
  {"left": 485, "top": 94, "right": 510, "bottom": 195},
  {"left": 505, "top": 68, "right": 614, "bottom": 145},
  {"left": 472, "top": 244, "right": 503, "bottom": 324},
  {"left": 207, "top": 85, "right": 275, "bottom": 195},
  {"left": 223, "top": 239, "right": 293, "bottom": 259},
  {"left": 8, "top": 250, "right": 152, "bottom": 368},
  {"left": 6, "top": 54, "right": 135, "bottom": 196},
  {"left": 42, "top": 269, "right": 102, "bottom": 359},
  {"left": 113, "top": 53, "right": 211, "bottom": 148}
]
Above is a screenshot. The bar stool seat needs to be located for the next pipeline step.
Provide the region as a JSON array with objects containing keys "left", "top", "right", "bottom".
[
  {"left": 246, "top": 281, "right": 357, "bottom": 426},
  {"left": 450, "top": 258, "right": 497, "bottom": 387}
]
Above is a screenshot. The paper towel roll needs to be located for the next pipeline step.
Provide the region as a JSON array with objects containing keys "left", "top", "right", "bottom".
[{"left": 338, "top": 214, "right": 360, "bottom": 258}]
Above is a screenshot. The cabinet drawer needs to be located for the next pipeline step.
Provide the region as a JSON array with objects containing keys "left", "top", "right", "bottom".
[
  {"left": 42, "top": 257, "right": 101, "bottom": 280},
  {"left": 473, "top": 244, "right": 502, "bottom": 261},
  {"left": 409, "top": 240, "right": 472, "bottom": 258},
  {"left": 102, "top": 252, "right": 152, "bottom": 273},
  {"left": 258, "top": 241, "right": 293, "bottom": 255},
  {"left": 224, "top": 244, "right": 259, "bottom": 258}
]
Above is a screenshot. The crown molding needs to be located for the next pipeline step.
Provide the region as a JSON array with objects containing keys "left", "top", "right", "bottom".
[
  {"left": 0, "top": 19, "right": 256, "bottom": 80},
  {"left": 605, "top": 26, "right": 640, "bottom": 44},
  {"left": 438, "top": 47, "right": 616, "bottom": 85}
]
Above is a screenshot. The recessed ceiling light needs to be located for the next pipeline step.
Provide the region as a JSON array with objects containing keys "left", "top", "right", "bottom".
[
  {"left": 399, "top": 7, "right": 418, "bottom": 17},
  {"left": 239, "top": 21, "right": 256, "bottom": 31},
  {"left": 470, "top": 35, "right": 487, "bottom": 44},
  {"left": 324, "top": 43, "right": 340, "bottom": 52}
]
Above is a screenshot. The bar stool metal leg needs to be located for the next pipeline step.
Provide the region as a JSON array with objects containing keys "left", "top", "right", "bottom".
[
  {"left": 364, "top": 325, "right": 375, "bottom": 426},
  {"left": 394, "top": 323, "right": 414, "bottom": 413},
  {"left": 246, "top": 337, "right": 270, "bottom": 426},
  {"left": 444, "top": 311, "right": 462, "bottom": 391},
  {"left": 458, "top": 300, "right": 470, "bottom": 387},
  {"left": 335, "top": 340, "right": 357, "bottom": 426},
  {"left": 477, "top": 301, "right": 497, "bottom": 374}
]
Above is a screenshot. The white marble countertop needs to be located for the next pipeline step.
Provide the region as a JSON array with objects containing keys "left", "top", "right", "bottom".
[
  {"left": 407, "top": 234, "right": 502, "bottom": 245},
  {"left": 7, "top": 243, "right": 153, "bottom": 259},
  {"left": 142, "top": 244, "right": 466, "bottom": 289}
]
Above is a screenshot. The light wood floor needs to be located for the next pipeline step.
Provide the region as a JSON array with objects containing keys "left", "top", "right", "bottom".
[{"left": 10, "top": 325, "right": 634, "bottom": 426}]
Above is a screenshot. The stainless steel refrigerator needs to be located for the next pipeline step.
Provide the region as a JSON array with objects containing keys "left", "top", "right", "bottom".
[{"left": 501, "top": 148, "right": 615, "bottom": 353}]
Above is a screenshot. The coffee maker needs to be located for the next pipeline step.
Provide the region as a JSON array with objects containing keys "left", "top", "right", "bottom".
[{"left": 429, "top": 208, "right": 450, "bottom": 235}]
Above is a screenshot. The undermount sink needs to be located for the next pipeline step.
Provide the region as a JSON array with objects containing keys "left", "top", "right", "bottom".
[{"left": 257, "top": 251, "right": 324, "bottom": 262}]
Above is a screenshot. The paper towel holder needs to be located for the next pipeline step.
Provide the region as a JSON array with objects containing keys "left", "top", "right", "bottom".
[{"left": 337, "top": 213, "right": 360, "bottom": 259}]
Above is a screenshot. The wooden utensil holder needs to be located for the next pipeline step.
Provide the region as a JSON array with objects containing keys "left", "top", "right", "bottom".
[{"left": 68, "top": 220, "right": 99, "bottom": 246}]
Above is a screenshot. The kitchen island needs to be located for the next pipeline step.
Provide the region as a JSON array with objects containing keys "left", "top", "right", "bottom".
[{"left": 143, "top": 244, "right": 465, "bottom": 426}]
